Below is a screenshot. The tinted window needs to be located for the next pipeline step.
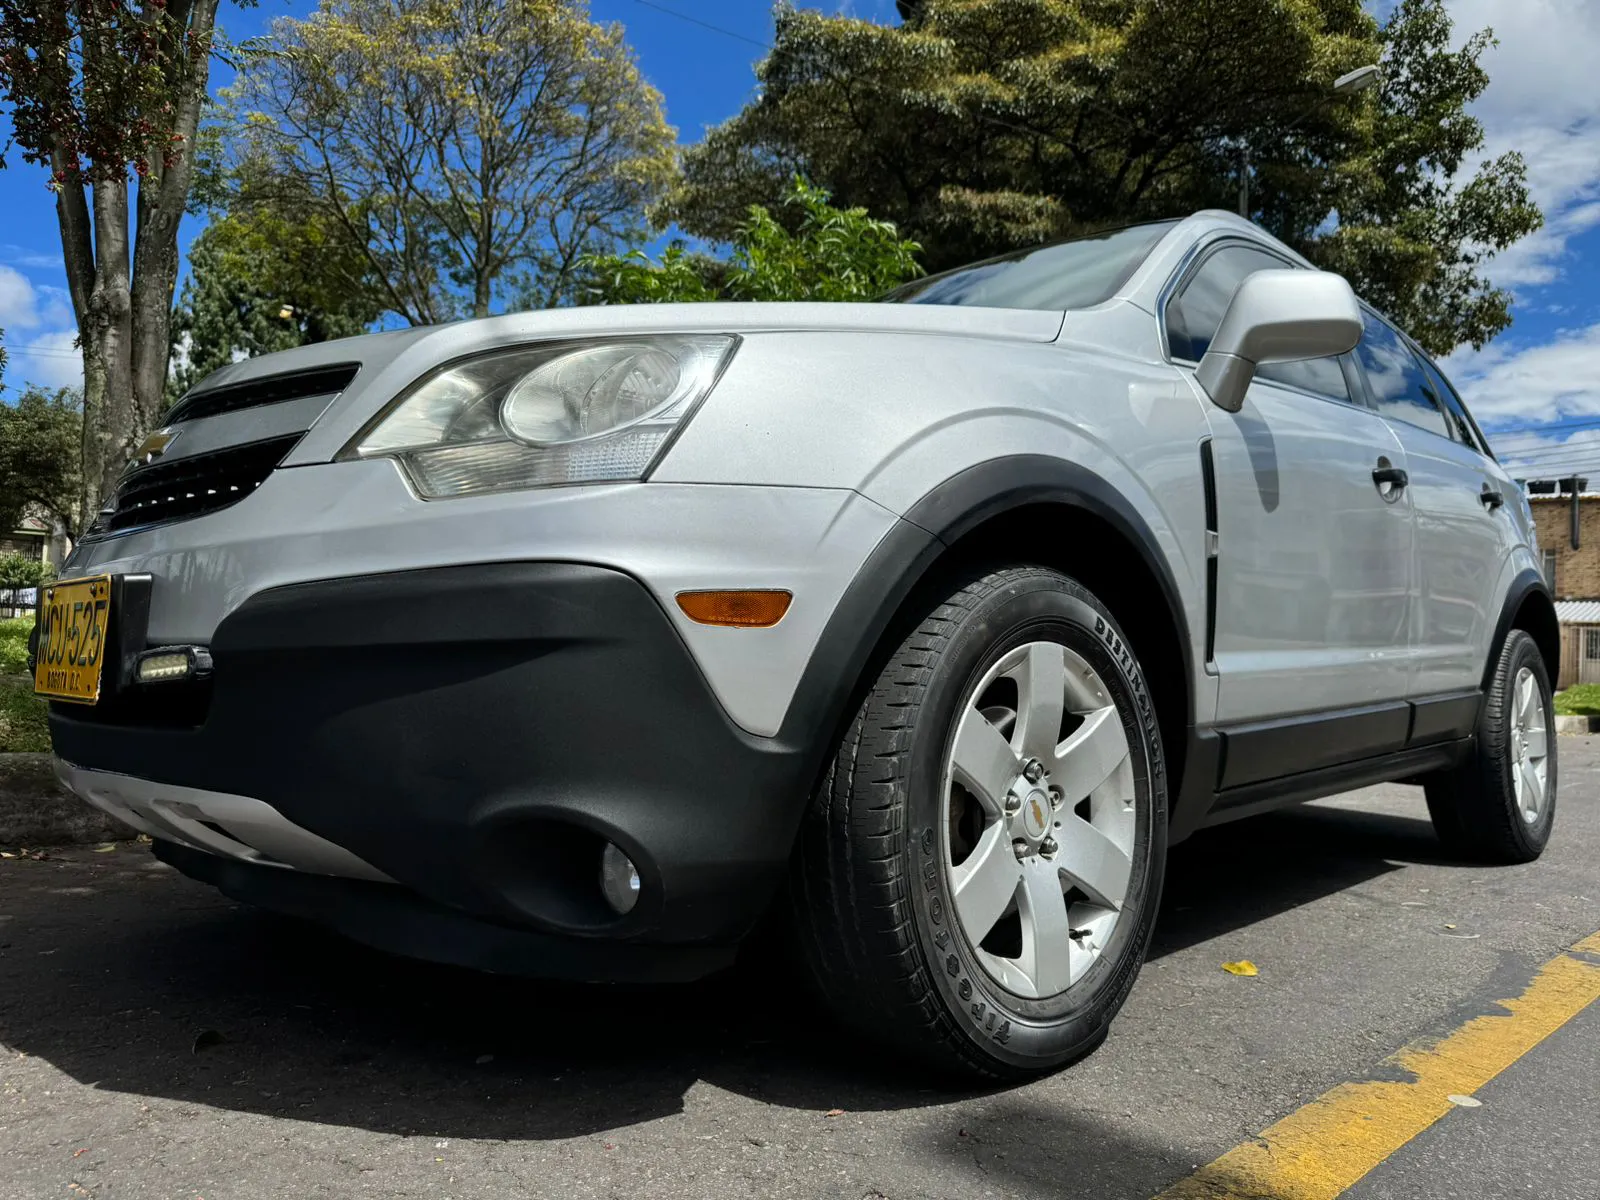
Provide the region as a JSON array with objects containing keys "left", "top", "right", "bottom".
[
  {"left": 1355, "top": 312, "right": 1452, "bottom": 440},
  {"left": 1167, "top": 244, "right": 1350, "bottom": 402},
  {"left": 885, "top": 221, "right": 1177, "bottom": 312},
  {"left": 1417, "top": 353, "right": 1483, "bottom": 452}
]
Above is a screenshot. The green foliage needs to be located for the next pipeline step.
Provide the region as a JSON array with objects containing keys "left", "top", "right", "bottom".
[
  {"left": 0, "top": 676, "right": 50, "bottom": 751},
  {"left": 1554, "top": 685, "right": 1600, "bottom": 718},
  {"left": 170, "top": 203, "right": 382, "bottom": 401},
  {"left": 0, "top": 387, "right": 82, "bottom": 540},
  {"left": 586, "top": 180, "right": 923, "bottom": 304},
  {"left": 0, "top": 617, "right": 32, "bottom": 677},
  {"left": 226, "top": 0, "right": 677, "bottom": 323},
  {"left": 0, "top": 555, "right": 49, "bottom": 594},
  {"left": 664, "top": 0, "right": 1540, "bottom": 354},
  {"left": 585, "top": 245, "right": 723, "bottom": 305}
]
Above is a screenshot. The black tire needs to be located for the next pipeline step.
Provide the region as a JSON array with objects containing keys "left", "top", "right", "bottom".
[
  {"left": 789, "top": 566, "right": 1167, "bottom": 1080},
  {"left": 1425, "top": 630, "right": 1556, "bottom": 864}
]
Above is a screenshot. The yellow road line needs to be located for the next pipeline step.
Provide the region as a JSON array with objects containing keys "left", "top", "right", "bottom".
[{"left": 1155, "top": 930, "right": 1600, "bottom": 1200}]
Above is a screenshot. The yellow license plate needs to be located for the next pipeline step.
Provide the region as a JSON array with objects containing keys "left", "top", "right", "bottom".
[{"left": 33, "top": 576, "right": 114, "bottom": 704}]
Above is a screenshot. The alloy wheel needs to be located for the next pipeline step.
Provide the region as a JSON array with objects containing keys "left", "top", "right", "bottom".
[
  {"left": 1509, "top": 665, "right": 1550, "bottom": 824},
  {"left": 941, "top": 640, "right": 1137, "bottom": 1000}
]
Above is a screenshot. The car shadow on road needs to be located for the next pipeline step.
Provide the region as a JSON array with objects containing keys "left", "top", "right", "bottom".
[
  {"left": 1152, "top": 795, "right": 1451, "bottom": 959},
  {"left": 0, "top": 795, "right": 1456, "bottom": 1143}
]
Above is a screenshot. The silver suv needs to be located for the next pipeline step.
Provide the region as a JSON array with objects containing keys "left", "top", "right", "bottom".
[{"left": 36, "top": 210, "right": 1556, "bottom": 1079}]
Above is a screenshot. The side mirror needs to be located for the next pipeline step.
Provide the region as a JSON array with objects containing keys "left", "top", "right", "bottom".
[{"left": 1195, "top": 269, "right": 1363, "bottom": 413}]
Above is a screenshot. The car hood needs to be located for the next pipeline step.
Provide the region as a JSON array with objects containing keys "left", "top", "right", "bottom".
[
  {"left": 183, "top": 301, "right": 1065, "bottom": 397},
  {"left": 173, "top": 302, "right": 1067, "bottom": 468}
]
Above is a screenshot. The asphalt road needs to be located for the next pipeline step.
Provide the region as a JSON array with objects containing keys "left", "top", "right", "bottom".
[{"left": 2, "top": 739, "right": 1598, "bottom": 1200}]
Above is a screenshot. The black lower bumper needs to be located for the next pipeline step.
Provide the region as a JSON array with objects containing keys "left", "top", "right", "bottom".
[{"left": 51, "top": 562, "right": 817, "bottom": 963}]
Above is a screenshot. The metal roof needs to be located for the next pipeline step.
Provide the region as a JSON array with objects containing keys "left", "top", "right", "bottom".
[{"left": 1555, "top": 600, "right": 1600, "bottom": 624}]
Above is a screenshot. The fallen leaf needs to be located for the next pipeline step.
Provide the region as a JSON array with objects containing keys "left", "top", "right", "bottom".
[
  {"left": 1444, "top": 923, "right": 1458, "bottom": 930},
  {"left": 825, "top": 1108, "right": 846, "bottom": 1118},
  {"left": 191, "top": 1029, "right": 226, "bottom": 1054},
  {"left": 1221, "top": 960, "right": 1258, "bottom": 977},
  {"left": 1447, "top": 1094, "right": 1482, "bottom": 1108},
  {"left": 92, "top": 844, "right": 117, "bottom": 854}
]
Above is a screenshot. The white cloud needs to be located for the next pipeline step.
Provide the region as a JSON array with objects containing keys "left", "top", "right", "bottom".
[
  {"left": 0, "top": 264, "right": 80, "bottom": 390},
  {"left": 1446, "top": 323, "right": 1599, "bottom": 417},
  {"left": 5, "top": 329, "right": 82, "bottom": 391},
  {"left": 1444, "top": 0, "right": 1600, "bottom": 289},
  {"left": 0, "top": 264, "right": 43, "bottom": 330},
  {"left": 0, "top": 246, "right": 61, "bottom": 271}
]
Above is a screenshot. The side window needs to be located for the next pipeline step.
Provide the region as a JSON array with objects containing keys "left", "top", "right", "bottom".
[
  {"left": 1166, "top": 244, "right": 1351, "bottom": 403},
  {"left": 1353, "top": 312, "right": 1452, "bottom": 440},
  {"left": 1417, "top": 354, "right": 1484, "bottom": 453}
]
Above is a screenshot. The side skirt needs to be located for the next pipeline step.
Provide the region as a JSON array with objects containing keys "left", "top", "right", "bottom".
[
  {"left": 1170, "top": 690, "right": 1481, "bottom": 840},
  {"left": 1199, "top": 739, "right": 1471, "bottom": 830}
]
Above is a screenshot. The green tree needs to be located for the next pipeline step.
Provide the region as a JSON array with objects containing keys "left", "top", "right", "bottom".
[
  {"left": 664, "top": 0, "right": 1540, "bottom": 355},
  {"left": 0, "top": 552, "right": 51, "bottom": 594},
  {"left": 0, "top": 386, "right": 83, "bottom": 540},
  {"left": 169, "top": 204, "right": 382, "bottom": 401},
  {"left": 0, "top": 0, "right": 230, "bottom": 531},
  {"left": 227, "top": 0, "right": 677, "bottom": 324},
  {"left": 586, "top": 179, "right": 923, "bottom": 304}
]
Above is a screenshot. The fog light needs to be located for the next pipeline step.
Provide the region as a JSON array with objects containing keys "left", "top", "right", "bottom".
[
  {"left": 599, "top": 842, "right": 641, "bottom": 915},
  {"left": 136, "top": 646, "right": 213, "bottom": 684}
]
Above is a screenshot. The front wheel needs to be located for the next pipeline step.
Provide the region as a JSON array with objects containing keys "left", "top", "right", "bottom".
[
  {"left": 1425, "top": 629, "right": 1556, "bottom": 863},
  {"left": 790, "top": 566, "right": 1167, "bottom": 1079}
]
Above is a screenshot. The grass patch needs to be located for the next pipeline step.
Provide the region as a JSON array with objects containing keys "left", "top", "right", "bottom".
[
  {"left": 0, "top": 676, "right": 49, "bottom": 753},
  {"left": 1554, "top": 683, "right": 1600, "bottom": 717},
  {"left": 0, "top": 615, "right": 33, "bottom": 675}
]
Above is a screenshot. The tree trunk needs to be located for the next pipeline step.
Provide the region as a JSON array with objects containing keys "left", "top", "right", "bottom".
[{"left": 80, "top": 178, "right": 136, "bottom": 533}]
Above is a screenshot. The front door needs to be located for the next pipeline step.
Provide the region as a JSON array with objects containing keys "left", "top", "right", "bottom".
[
  {"left": 1205, "top": 377, "right": 1415, "bottom": 721},
  {"left": 1163, "top": 239, "right": 1415, "bottom": 724}
]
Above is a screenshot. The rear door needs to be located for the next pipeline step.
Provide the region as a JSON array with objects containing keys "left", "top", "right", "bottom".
[
  {"left": 1165, "top": 242, "right": 1415, "bottom": 725},
  {"left": 1350, "top": 311, "right": 1515, "bottom": 702}
]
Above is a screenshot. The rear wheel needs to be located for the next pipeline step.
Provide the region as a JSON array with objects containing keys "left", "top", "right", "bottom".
[
  {"left": 790, "top": 566, "right": 1167, "bottom": 1079},
  {"left": 1425, "top": 630, "right": 1556, "bottom": 863}
]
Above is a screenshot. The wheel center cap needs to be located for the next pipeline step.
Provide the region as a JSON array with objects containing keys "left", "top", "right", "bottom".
[{"left": 1020, "top": 788, "right": 1051, "bottom": 839}]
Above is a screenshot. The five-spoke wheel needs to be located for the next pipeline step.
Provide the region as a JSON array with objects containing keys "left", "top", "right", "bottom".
[
  {"left": 792, "top": 566, "right": 1166, "bottom": 1078},
  {"left": 944, "top": 641, "right": 1135, "bottom": 999}
]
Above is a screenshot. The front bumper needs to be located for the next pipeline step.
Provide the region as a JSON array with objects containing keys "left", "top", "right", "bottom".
[{"left": 51, "top": 562, "right": 818, "bottom": 971}]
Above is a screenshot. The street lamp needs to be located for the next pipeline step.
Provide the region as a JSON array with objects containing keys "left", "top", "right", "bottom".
[{"left": 1238, "top": 64, "right": 1382, "bottom": 218}]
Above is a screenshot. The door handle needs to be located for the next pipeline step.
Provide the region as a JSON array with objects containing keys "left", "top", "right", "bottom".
[
  {"left": 1480, "top": 486, "right": 1505, "bottom": 510},
  {"left": 1372, "top": 464, "right": 1409, "bottom": 489}
]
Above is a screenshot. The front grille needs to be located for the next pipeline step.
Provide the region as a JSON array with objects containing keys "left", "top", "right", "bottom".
[
  {"left": 100, "top": 434, "right": 303, "bottom": 534},
  {"left": 166, "top": 363, "right": 360, "bottom": 424}
]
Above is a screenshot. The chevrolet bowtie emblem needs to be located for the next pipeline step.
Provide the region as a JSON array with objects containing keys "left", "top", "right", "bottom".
[{"left": 132, "top": 427, "right": 180, "bottom": 465}]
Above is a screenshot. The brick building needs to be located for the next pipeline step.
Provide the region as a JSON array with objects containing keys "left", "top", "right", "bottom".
[
  {"left": 1529, "top": 495, "right": 1600, "bottom": 687},
  {"left": 1529, "top": 495, "right": 1600, "bottom": 599}
]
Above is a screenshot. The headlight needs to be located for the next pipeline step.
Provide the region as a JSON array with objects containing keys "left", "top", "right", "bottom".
[{"left": 344, "top": 335, "right": 737, "bottom": 498}]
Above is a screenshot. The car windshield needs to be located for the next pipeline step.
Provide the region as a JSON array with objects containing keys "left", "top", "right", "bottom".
[{"left": 883, "top": 220, "right": 1179, "bottom": 311}]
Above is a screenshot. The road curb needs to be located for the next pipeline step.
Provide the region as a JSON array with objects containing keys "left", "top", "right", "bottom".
[
  {"left": 1556, "top": 714, "right": 1600, "bottom": 734},
  {"left": 0, "top": 753, "right": 133, "bottom": 846}
]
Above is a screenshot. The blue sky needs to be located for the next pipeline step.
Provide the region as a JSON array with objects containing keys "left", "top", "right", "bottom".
[{"left": 1, "top": 0, "right": 1596, "bottom": 478}]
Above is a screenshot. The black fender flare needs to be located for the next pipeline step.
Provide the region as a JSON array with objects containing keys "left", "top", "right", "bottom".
[
  {"left": 1484, "top": 568, "right": 1559, "bottom": 692},
  {"left": 776, "top": 455, "right": 1197, "bottom": 800}
]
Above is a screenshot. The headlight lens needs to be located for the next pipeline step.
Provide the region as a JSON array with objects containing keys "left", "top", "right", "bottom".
[{"left": 346, "top": 335, "right": 737, "bottom": 498}]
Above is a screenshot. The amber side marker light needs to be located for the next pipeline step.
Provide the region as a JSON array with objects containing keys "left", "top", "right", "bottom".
[{"left": 676, "top": 589, "right": 793, "bottom": 628}]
